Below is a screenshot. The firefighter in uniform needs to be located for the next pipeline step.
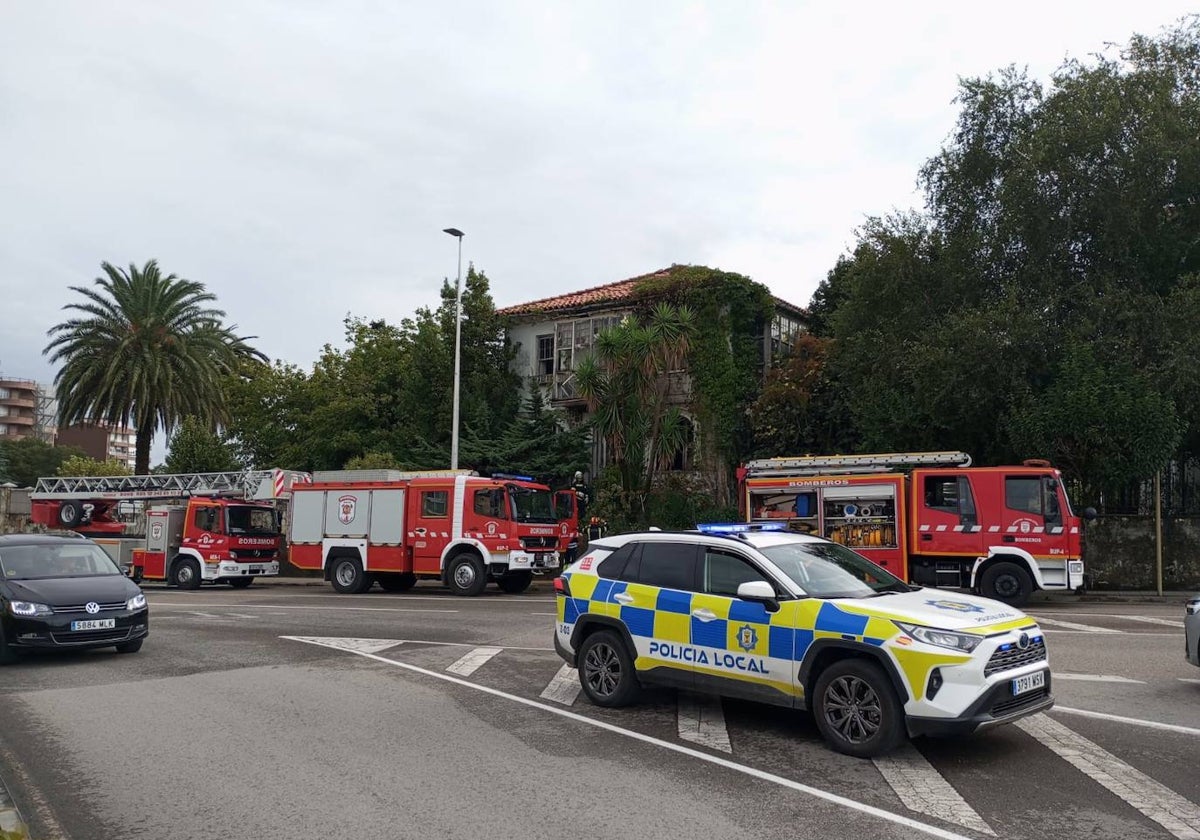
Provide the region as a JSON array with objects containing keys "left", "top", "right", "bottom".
[{"left": 565, "top": 471, "right": 592, "bottom": 563}]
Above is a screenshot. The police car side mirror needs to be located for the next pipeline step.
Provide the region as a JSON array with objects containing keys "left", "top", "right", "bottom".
[{"left": 737, "top": 580, "right": 780, "bottom": 612}]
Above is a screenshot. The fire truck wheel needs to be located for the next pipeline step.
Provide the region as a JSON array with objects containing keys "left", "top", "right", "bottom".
[
  {"left": 497, "top": 571, "right": 533, "bottom": 594},
  {"left": 980, "top": 561, "right": 1033, "bottom": 607},
  {"left": 170, "top": 557, "right": 202, "bottom": 590},
  {"left": 446, "top": 552, "right": 487, "bottom": 597},
  {"left": 376, "top": 573, "right": 417, "bottom": 592},
  {"left": 330, "top": 555, "right": 372, "bottom": 594},
  {"left": 228, "top": 578, "right": 254, "bottom": 589},
  {"left": 58, "top": 501, "right": 82, "bottom": 527}
]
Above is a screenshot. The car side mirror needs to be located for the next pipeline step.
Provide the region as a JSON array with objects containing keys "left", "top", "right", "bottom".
[
  {"left": 737, "top": 580, "right": 779, "bottom": 612},
  {"left": 1082, "top": 507, "right": 1098, "bottom": 522}
]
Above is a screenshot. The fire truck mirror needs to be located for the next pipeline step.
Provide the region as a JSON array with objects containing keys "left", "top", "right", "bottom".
[{"left": 1083, "top": 506, "right": 1098, "bottom": 521}]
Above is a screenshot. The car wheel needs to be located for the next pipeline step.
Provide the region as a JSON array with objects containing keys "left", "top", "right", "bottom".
[
  {"left": 228, "top": 578, "right": 254, "bottom": 589},
  {"left": 58, "top": 501, "right": 82, "bottom": 528},
  {"left": 330, "top": 555, "right": 371, "bottom": 594},
  {"left": 813, "top": 659, "right": 905, "bottom": 758},
  {"left": 170, "top": 557, "right": 202, "bottom": 590},
  {"left": 115, "top": 639, "right": 144, "bottom": 654},
  {"left": 0, "top": 625, "right": 17, "bottom": 666},
  {"left": 446, "top": 552, "right": 487, "bottom": 597},
  {"left": 497, "top": 571, "right": 533, "bottom": 594},
  {"left": 376, "top": 573, "right": 418, "bottom": 592},
  {"left": 578, "top": 629, "right": 640, "bottom": 707},
  {"left": 981, "top": 561, "right": 1032, "bottom": 607}
]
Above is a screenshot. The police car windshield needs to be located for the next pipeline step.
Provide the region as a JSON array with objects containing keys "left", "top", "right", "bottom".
[
  {"left": 0, "top": 544, "right": 122, "bottom": 580},
  {"left": 759, "top": 541, "right": 911, "bottom": 598},
  {"left": 508, "top": 486, "right": 556, "bottom": 524}
]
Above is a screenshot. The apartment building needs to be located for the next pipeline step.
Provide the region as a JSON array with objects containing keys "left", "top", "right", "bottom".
[
  {"left": 56, "top": 422, "right": 137, "bottom": 470},
  {"left": 0, "top": 378, "right": 39, "bottom": 442}
]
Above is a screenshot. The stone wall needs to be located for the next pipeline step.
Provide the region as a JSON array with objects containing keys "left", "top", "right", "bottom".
[
  {"left": 1083, "top": 515, "right": 1200, "bottom": 591},
  {"left": 0, "top": 486, "right": 31, "bottom": 534}
]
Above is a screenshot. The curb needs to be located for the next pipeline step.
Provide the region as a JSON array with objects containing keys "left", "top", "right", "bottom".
[{"left": 0, "top": 772, "right": 29, "bottom": 840}]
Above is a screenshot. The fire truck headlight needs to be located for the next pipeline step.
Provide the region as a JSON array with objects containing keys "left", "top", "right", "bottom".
[
  {"left": 228, "top": 550, "right": 238, "bottom": 559},
  {"left": 126, "top": 593, "right": 147, "bottom": 611}
]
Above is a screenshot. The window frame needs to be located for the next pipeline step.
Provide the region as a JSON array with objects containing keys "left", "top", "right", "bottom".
[{"left": 421, "top": 490, "right": 450, "bottom": 518}]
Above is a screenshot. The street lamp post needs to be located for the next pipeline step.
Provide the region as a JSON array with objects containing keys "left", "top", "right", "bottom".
[{"left": 443, "top": 227, "right": 465, "bottom": 470}]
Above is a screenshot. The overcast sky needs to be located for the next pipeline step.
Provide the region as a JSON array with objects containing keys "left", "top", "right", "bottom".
[{"left": 2, "top": 2, "right": 1195, "bottom": 434}]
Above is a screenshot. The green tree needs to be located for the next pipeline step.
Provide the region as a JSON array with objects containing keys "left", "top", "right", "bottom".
[
  {"left": 0, "top": 439, "right": 85, "bottom": 487},
  {"left": 45, "top": 260, "right": 267, "bottom": 474},
  {"left": 576, "top": 302, "right": 697, "bottom": 523},
  {"left": 223, "top": 360, "right": 316, "bottom": 469},
  {"left": 164, "top": 416, "right": 243, "bottom": 473},
  {"left": 344, "top": 452, "right": 403, "bottom": 471},
  {"left": 56, "top": 454, "right": 133, "bottom": 477}
]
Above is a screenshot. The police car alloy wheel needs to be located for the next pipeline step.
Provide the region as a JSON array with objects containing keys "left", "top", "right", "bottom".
[
  {"left": 813, "top": 659, "right": 904, "bottom": 758},
  {"left": 578, "top": 630, "right": 640, "bottom": 707}
]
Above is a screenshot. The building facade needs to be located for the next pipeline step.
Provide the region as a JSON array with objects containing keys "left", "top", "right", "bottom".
[
  {"left": 0, "top": 378, "right": 39, "bottom": 442},
  {"left": 56, "top": 423, "right": 137, "bottom": 470}
]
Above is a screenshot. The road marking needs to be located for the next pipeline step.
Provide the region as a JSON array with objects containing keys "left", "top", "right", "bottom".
[
  {"left": 1114, "top": 615, "right": 1185, "bottom": 628},
  {"left": 539, "top": 664, "right": 582, "bottom": 705},
  {"left": 185, "top": 611, "right": 232, "bottom": 620},
  {"left": 283, "top": 637, "right": 977, "bottom": 840},
  {"left": 873, "top": 744, "right": 994, "bottom": 836},
  {"left": 226, "top": 613, "right": 259, "bottom": 620},
  {"left": 677, "top": 692, "right": 732, "bottom": 753},
  {"left": 1040, "top": 630, "right": 1178, "bottom": 637},
  {"left": 150, "top": 603, "right": 458, "bottom": 614},
  {"left": 529, "top": 612, "right": 557, "bottom": 616},
  {"left": 289, "top": 637, "right": 407, "bottom": 654},
  {"left": 446, "top": 646, "right": 503, "bottom": 676},
  {"left": 1055, "top": 673, "right": 1145, "bottom": 684},
  {"left": 1018, "top": 715, "right": 1200, "bottom": 839},
  {"left": 1180, "top": 678, "right": 1200, "bottom": 686},
  {"left": 1032, "top": 617, "right": 1121, "bottom": 633},
  {"left": 1054, "top": 707, "right": 1200, "bottom": 737}
]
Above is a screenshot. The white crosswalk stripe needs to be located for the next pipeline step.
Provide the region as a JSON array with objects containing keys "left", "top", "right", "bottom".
[
  {"left": 874, "top": 744, "right": 994, "bottom": 836},
  {"left": 1115, "top": 615, "right": 1185, "bottom": 628},
  {"left": 1032, "top": 616, "right": 1122, "bottom": 633},
  {"left": 1055, "top": 673, "right": 1145, "bottom": 684},
  {"left": 446, "top": 646, "right": 503, "bottom": 676},
  {"left": 539, "top": 664, "right": 582, "bottom": 705},
  {"left": 1017, "top": 714, "right": 1200, "bottom": 839},
  {"left": 676, "top": 691, "right": 732, "bottom": 753}
]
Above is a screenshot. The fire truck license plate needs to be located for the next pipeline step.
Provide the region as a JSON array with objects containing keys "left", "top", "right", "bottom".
[
  {"left": 71, "top": 619, "right": 116, "bottom": 631},
  {"left": 1011, "top": 670, "right": 1046, "bottom": 696},
  {"left": 249, "top": 566, "right": 262, "bottom": 573}
]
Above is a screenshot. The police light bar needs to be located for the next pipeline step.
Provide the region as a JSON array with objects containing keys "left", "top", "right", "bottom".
[
  {"left": 696, "top": 522, "right": 788, "bottom": 534},
  {"left": 491, "top": 472, "right": 535, "bottom": 482}
]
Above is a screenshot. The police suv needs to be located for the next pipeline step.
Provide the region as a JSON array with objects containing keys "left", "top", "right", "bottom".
[{"left": 553, "top": 524, "right": 1053, "bottom": 757}]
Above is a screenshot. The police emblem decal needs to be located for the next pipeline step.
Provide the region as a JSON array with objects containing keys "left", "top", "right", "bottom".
[{"left": 737, "top": 624, "right": 758, "bottom": 652}]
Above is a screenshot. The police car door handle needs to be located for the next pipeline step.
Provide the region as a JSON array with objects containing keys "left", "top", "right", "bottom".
[
  {"left": 613, "top": 593, "right": 634, "bottom": 605},
  {"left": 692, "top": 608, "right": 718, "bottom": 622}
]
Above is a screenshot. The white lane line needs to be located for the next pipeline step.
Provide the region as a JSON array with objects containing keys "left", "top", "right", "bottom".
[
  {"left": 677, "top": 692, "right": 732, "bottom": 754},
  {"left": 226, "top": 613, "right": 259, "bottom": 620},
  {"left": 1115, "top": 615, "right": 1186, "bottom": 628},
  {"left": 1179, "top": 678, "right": 1200, "bottom": 686},
  {"left": 150, "top": 603, "right": 457, "bottom": 614},
  {"left": 539, "top": 664, "right": 582, "bottom": 706},
  {"left": 446, "top": 646, "right": 503, "bottom": 676},
  {"left": 1054, "top": 707, "right": 1200, "bottom": 737},
  {"left": 1055, "top": 673, "right": 1145, "bottom": 684},
  {"left": 1033, "top": 616, "right": 1121, "bottom": 633},
  {"left": 873, "top": 744, "right": 994, "bottom": 836},
  {"left": 185, "top": 611, "right": 231, "bottom": 620},
  {"left": 283, "top": 636, "right": 976, "bottom": 840},
  {"left": 529, "top": 612, "right": 557, "bottom": 616},
  {"left": 1041, "top": 630, "right": 1178, "bottom": 637},
  {"left": 1018, "top": 714, "right": 1200, "bottom": 839},
  {"left": 288, "top": 637, "right": 407, "bottom": 654}
]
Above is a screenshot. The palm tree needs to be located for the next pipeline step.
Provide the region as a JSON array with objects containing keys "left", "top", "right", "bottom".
[{"left": 45, "top": 260, "right": 266, "bottom": 474}]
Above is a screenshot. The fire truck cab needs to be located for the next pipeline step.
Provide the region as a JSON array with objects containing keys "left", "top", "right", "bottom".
[
  {"left": 739, "top": 451, "right": 1095, "bottom": 606},
  {"left": 289, "top": 470, "right": 574, "bottom": 596},
  {"left": 30, "top": 469, "right": 310, "bottom": 588}
]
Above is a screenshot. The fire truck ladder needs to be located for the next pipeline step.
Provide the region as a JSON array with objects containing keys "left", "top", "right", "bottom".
[
  {"left": 32, "top": 469, "right": 312, "bottom": 501},
  {"left": 743, "top": 451, "right": 973, "bottom": 478}
]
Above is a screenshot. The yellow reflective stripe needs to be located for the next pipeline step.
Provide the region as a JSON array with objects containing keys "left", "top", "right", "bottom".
[
  {"left": 689, "top": 593, "right": 730, "bottom": 617},
  {"left": 975, "top": 617, "right": 1036, "bottom": 634},
  {"left": 654, "top": 611, "right": 690, "bottom": 643},
  {"left": 888, "top": 646, "right": 971, "bottom": 696},
  {"left": 569, "top": 574, "right": 599, "bottom": 600}
]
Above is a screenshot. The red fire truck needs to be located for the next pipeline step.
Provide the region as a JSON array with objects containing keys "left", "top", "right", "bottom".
[
  {"left": 289, "top": 470, "right": 578, "bottom": 596},
  {"left": 738, "top": 451, "right": 1096, "bottom": 606},
  {"left": 30, "top": 469, "right": 311, "bottom": 588}
]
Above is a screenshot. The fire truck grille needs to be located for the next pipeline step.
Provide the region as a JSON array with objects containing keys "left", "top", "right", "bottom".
[
  {"left": 984, "top": 634, "right": 1047, "bottom": 676},
  {"left": 520, "top": 537, "right": 558, "bottom": 550},
  {"left": 235, "top": 549, "right": 275, "bottom": 558},
  {"left": 55, "top": 601, "right": 129, "bottom": 614}
]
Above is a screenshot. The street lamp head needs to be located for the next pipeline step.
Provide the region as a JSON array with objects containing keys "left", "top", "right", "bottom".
[{"left": 443, "top": 227, "right": 464, "bottom": 238}]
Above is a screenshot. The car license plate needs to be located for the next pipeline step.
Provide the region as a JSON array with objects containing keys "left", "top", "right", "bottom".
[
  {"left": 250, "top": 566, "right": 262, "bottom": 574},
  {"left": 1012, "top": 670, "right": 1046, "bottom": 696},
  {"left": 71, "top": 619, "right": 116, "bottom": 631}
]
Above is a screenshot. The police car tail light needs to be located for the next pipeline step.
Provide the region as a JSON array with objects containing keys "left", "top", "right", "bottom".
[
  {"left": 553, "top": 576, "right": 571, "bottom": 597},
  {"left": 893, "top": 622, "right": 982, "bottom": 653}
]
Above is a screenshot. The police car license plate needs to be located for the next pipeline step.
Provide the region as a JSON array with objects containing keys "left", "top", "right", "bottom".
[
  {"left": 1012, "top": 670, "right": 1046, "bottom": 696},
  {"left": 71, "top": 619, "right": 116, "bottom": 631}
]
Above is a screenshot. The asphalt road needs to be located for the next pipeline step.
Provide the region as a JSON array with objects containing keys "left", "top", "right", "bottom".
[{"left": 1, "top": 581, "right": 1197, "bottom": 840}]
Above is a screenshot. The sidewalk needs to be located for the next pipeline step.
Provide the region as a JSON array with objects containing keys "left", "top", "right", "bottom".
[{"left": 0, "top": 772, "right": 29, "bottom": 840}]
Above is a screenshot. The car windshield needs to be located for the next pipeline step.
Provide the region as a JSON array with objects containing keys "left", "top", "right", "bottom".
[
  {"left": 759, "top": 540, "right": 911, "bottom": 599},
  {"left": 227, "top": 505, "right": 279, "bottom": 536},
  {"left": 0, "top": 543, "right": 123, "bottom": 580},
  {"left": 508, "top": 486, "right": 556, "bottom": 524}
]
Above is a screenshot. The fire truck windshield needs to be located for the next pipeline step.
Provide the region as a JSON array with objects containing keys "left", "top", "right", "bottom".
[
  {"left": 508, "top": 486, "right": 556, "bottom": 524},
  {"left": 227, "top": 505, "right": 280, "bottom": 536}
]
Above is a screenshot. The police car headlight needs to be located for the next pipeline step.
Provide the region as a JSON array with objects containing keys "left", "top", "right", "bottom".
[
  {"left": 9, "top": 601, "right": 53, "bottom": 617},
  {"left": 126, "top": 593, "right": 147, "bottom": 611},
  {"left": 894, "top": 622, "right": 982, "bottom": 653}
]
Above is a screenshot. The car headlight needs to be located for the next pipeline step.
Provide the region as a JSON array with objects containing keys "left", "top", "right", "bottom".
[
  {"left": 127, "top": 593, "right": 147, "bottom": 611},
  {"left": 894, "top": 621, "right": 982, "bottom": 653},
  {"left": 9, "top": 601, "right": 53, "bottom": 617}
]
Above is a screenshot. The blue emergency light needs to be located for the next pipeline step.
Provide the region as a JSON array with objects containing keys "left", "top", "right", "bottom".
[
  {"left": 696, "top": 522, "right": 788, "bottom": 534},
  {"left": 491, "top": 472, "right": 535, "bottom": 482}
]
